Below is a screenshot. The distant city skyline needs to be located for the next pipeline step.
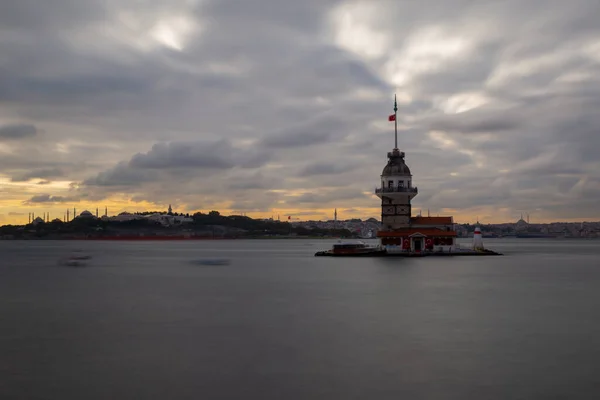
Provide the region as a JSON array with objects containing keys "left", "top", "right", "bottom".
[
  {"left": 2, "top": 1, "right": 600, "bottom": 225},
  {"left": 4, "top": 204, "right": 598, "bottom": 227}
]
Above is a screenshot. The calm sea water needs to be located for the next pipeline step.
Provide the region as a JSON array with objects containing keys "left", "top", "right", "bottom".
[{"left": 1, "top": 239, "right": 599, "bottom": 399}]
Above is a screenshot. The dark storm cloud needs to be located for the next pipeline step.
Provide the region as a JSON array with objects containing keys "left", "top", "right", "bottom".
[
  {"left": 0, "top": 124, "right": 37, "bottom": 140},
  {"left": 1, "top": 73, "right": 153, "bottom": 106},
  {"left": 11, "top": 168, "right": 64, "bottom": 182},
  {"left": 129, "top": 141, "right": 235, "bottom": 169},
  {"left": 82, "top": 161, "right": 155, "bottom": 187},
  {"left": 261, "top": 115, "right": 354, "bottom": 148},
  {"left": 25, "top": 194, "right": 74, "bottom": 204},
  {"left": 129, "top": 139, "right": 270, "bottom": 170},
  {"left": 83, "top": 139, "right": 272, "bottom": 190},
  {"left": 298, "top": 162, "right": 358, "bottom": 177},
  {"left": 226, "top": 172, "right": 283, "bottom": 191},
  {"left": 262, "top": 130, "right": 333, "bottom": 148}
]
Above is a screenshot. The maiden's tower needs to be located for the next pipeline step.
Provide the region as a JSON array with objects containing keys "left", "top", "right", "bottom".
[
  {"left": 314, "top": 96, "right": 501, "bottom": 257},
  {"left": 375, "top": 96, "right": 457, "bottom": 253}
]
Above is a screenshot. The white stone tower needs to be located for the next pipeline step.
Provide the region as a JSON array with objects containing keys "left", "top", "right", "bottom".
[{"left": 375, "top": 95, "right": 418, "bottom": 230}]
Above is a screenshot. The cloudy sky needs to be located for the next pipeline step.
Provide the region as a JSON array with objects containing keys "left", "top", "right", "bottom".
[{"left": 1, "top": 0, "right": 600, "bottom": 225}]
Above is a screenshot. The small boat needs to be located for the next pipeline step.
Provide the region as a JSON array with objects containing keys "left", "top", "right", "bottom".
[
  {"left": 58, "top": 257, "right": 89, "bottom": 267},
  {"left": 57, "top": 250, "right": 92, "bottom": 267},
  {"left": 64, "top": 259, "right": 87, "bottom": 267},
  {"left": 315, "top": 240, "right": 387, "bottom": 257},
  {"left": 70, "top": 250, "right": 91, "bottom": 260}
]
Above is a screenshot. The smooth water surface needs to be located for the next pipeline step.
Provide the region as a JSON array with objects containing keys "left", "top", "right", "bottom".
[{"left": 1, "top": 239, "right": 599, "bottom": 399}]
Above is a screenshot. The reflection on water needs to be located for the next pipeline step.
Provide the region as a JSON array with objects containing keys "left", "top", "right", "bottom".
[{"left": 1, "top": 239, "right": 599, "bottom": 399}]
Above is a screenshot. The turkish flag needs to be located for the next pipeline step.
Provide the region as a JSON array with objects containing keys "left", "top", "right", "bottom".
[
  {"left": 388, "top": 114, "right": 395, "bottom": 121},
  {"left": 288, "top": 216, "right": 291, "bottom": 220}
]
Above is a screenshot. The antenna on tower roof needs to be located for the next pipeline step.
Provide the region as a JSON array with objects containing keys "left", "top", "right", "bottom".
[{"left": 394, "top": 94, "right": 398, "bottom": 149}]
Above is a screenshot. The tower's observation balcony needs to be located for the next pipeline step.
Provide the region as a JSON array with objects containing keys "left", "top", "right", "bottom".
[{"left": 375, "top": 186, "right": 418, "bottom": 194}]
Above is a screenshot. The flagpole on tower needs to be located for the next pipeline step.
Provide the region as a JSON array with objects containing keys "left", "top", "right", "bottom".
[{"left": 394, "top": 94, "right": 398, "bottom": 149}]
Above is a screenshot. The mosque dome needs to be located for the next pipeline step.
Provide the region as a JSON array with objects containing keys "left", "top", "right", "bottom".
[
  {"left": 382, "top": 149, "right": 411, "bottom": 176},
  {"left": 79, "top": 210, "right": 94, "bottom": 218},
  {"left": 516, "top": 216, "right": 528, "bottom": 227}
]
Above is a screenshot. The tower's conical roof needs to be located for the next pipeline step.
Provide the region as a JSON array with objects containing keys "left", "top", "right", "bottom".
[{"left": 382, "top": 149, "right": 411, "bottom": 176}]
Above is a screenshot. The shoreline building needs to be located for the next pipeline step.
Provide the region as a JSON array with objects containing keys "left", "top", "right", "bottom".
[{"left": 375, "top": 96, "right": 457, "bottom": 253}]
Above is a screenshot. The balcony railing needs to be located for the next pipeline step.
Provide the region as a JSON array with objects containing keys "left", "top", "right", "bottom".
[{"left": 375, "top": 186, "right": 418, "bottom": 194}]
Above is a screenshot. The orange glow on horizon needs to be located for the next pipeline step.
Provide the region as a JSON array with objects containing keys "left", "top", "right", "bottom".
[
  {"left": 0, "top": 175, "right": 596, "bottom": 226},
  {"left": 2, "top": 197, "right": 597, "bottom": 226}
]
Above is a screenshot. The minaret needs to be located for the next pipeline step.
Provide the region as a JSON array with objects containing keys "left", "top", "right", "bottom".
[
  {"left": 28, "top": 213, "right": 31, "bottom": 224},
  {"left": 105, "top": 206, "right": 108, "bottom": 217},
  {"left": 334, "top": 208, "right": 337, "bottom": 226},
  {"left": 375, "top": 96, "right": 417, "bottom": 229},
  {"left": 168, "top": 204, "right": 173, "bottom": 215},
  {"left": 96, "top": 208, "right": 99, "bottom": 218},
  {"left": 67, "top": 209, "right": 70, "bottom": 222}
]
